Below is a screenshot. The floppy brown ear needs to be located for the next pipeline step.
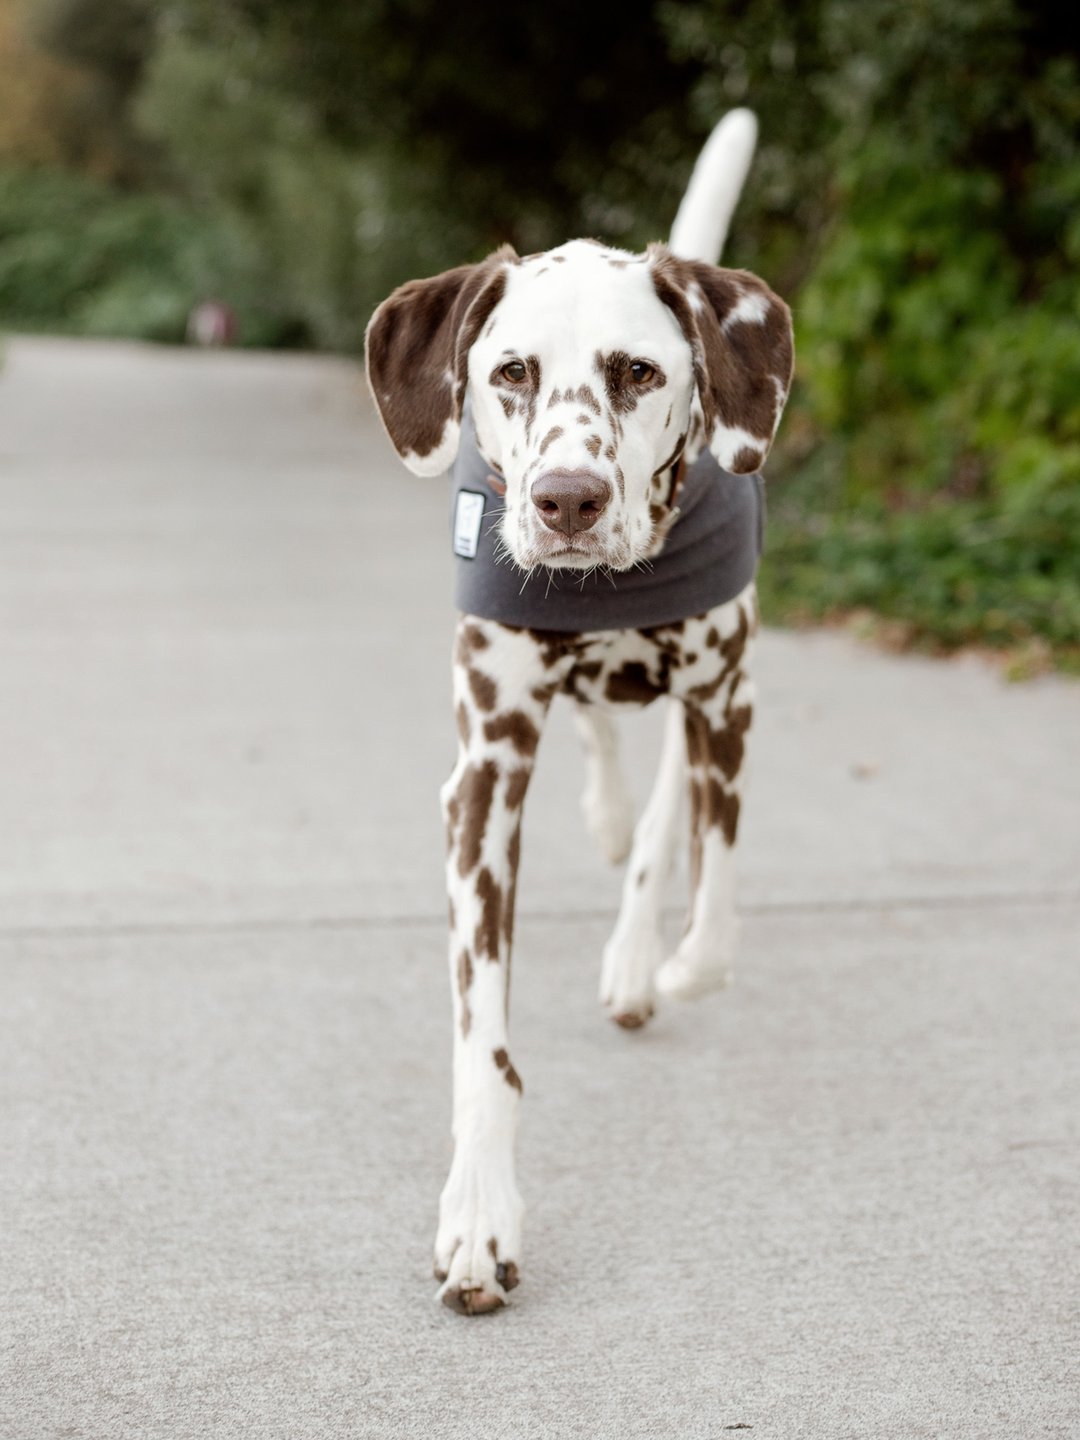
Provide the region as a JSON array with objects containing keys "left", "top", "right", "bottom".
[
  {"left": 649, "top": 245, "right": 794, "bottom": 474},
  {"left": 364, "top": 246, "right": 518, "bottom": 476}
]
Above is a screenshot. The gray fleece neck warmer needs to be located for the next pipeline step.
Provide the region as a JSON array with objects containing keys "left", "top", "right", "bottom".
[{"left": 450, "top": 428, "right": 764, "bottom": 634}]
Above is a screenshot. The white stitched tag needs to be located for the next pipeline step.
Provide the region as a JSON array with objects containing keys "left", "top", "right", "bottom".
[{"left": 453, "top": 490, "right": 486, "bottom": 559}]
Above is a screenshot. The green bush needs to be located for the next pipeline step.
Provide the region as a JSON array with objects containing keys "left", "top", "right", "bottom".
[
  {"left": 663, "top": 0, "right": 1080, "bottom": 667},
  {"left": 3, "top": 0, "right": 1077, "bottom": 665},
  {"left": 0, "top": 167, "right": 239, "bottom": 341}
]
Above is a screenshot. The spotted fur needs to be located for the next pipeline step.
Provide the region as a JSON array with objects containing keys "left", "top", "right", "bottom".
[{"left": 365, "top": 109, "right": 789, "bottom": 1316}]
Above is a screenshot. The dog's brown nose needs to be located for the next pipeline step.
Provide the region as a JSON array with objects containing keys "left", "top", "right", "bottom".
[{"left": 532, "top": 470, "right": 612, "bottom": 536}]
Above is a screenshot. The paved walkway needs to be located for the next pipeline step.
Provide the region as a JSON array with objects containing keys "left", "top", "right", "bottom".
[{"left": 2, "top": 337, "right": 1077, "bottom": 1439}]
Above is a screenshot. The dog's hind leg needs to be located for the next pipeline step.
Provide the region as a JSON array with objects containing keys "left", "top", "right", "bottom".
[
  {"left": 574, "top": 703, "right": 635, "bottom": 864},
  {"left": 434, "top": 616, "right": 554, "bottom": 1314},
  {"left": 599, "top": 698, "right": 686, "bottom": 1027},
  {"left": 656, "top": 622, "right": 755, "bottom": 1001}
]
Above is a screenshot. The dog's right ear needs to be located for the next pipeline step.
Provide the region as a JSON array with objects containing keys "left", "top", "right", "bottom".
[
  {"left": 648, "top": 245, "right": 793, "bottom": 474},
  {"left": 364, "top": 246, "right": 518, "bottom": 476}
]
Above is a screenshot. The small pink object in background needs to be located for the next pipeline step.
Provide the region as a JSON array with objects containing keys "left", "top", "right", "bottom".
[{"left": 186, "top": 300, "right": 237, "bottom": 347}]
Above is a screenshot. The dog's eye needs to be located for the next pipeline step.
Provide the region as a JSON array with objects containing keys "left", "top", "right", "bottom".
[
  {"left": 500, "top": 361, "right": 527, "bottom": 384},
  {"left": 629, "top": 361, "right": 655, "bottom": 384}
]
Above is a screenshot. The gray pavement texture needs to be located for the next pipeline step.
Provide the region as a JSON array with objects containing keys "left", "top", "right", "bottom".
[{"left": 1, "top": 335, "right": 1077, "bottom": 1440}]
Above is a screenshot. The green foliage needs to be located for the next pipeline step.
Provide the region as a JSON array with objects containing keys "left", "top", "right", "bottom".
[
  {"left": 0, "top": 166, "right": 275, "bottom": 342},
  {"left": 663, "top": 0, "right": 1080, "bottom": 665},
  {"left": 134, "top": 26, "right": 371, "bottom": 348},
  {"left": 2, "top": 0, "right": 1077, "bottom": 663}
]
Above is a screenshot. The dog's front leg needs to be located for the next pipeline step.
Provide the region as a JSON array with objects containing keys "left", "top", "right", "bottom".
[{"left": 434, "top": 618, "right": 552, "bottom": 1314}]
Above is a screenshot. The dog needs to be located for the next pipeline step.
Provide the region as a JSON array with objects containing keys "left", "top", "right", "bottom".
[{"left": 364, "top": 109, "right": 794, "bottom": 1314}]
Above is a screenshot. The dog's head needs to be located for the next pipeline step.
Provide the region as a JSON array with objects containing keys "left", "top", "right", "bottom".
[{"left": 365, "top": 239, "right": 793, "bottom": 571}]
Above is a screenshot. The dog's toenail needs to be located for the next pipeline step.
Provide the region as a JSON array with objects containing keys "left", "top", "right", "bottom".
[{"left": 496, "top": 1260, "right": 520, "bottom": 1290}]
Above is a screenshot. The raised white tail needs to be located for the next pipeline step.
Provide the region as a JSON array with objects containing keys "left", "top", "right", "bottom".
[{"left": 669, "top": 108, "right": 758, "bottom": 266}]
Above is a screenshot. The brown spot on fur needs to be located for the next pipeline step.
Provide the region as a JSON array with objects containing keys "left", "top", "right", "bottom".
[
  {"left": 685, "top": 710, "right": 707, "bottom": 768},
  {"left": 708, "top": 704, "right": 753, "bottom": 781},
  {"left": 455, "top": 760, "right": 498, "bottom": 875},
  {"left": 524, "top": 628, "right": 593, "bottom": 670},
  {"left": 457, "top": 949, "right": 473, "bottom": 1036},
  {"left": 584, "top": 434, "right": 602, "bottom": 458},
  {"left": 499, "top": 393, "right": 515, "bottom": 418},
  {"left": 539, "top": 426, "right": 564, "bottom": 456},
  {"left": 604, "top": 443, "right": 616, "bottom": 461},
  {"left": 687, "top": 756, "right": 740, "bottom": 845},
  {"left": 475, "top": 866, "right": 503, "bottom": 959},
  {"left": 605, "top": 661, "right": 664, "bottom": 706},
  {"left": 493, "top": 1048, "right": 523, "bottom": 1092},
  {"left": 577, "top": 413, "right": 591, "bottom": 425},
  {"left": 504, "top": 823, "right": 521, "bottom": 948},
  {"left": 687, "top": 611, "right": 751, "bottom": 703},
  {"left": 708, "top": 778, "right": 741, "bottom": 844},
  {"left": 505, "top": 766, "right": 530, "bottom": 810},
  {"left": 688, "top": 776, "right": 704, "bottom": 891},
  {"left": 722, "top": 608, "right": 750, "bottom": 666},
  {"left": 458, "top": 622, "right": 490, "bottom": 654},
  {"left": 467, "top": 667, "right": 497, "bottom": 712},
  {"left": 456, "top": 702, "right": 470, "bottom": 745},
  {"left": 731, "top": 445, "right": 763, "bottom": 473},
  {"left": 596, "top": 349, "right": 667, "bottom": 415},
  {"left": 484, "top": 710, "right": 540, "bottom": 757}
]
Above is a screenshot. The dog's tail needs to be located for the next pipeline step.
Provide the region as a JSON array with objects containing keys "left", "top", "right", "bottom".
[{"left": 669, "top": 108, "right": 758, "bottom": 266}]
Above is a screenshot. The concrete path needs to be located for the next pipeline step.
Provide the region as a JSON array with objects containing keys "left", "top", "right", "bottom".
[{"left": 1, "top": 337, "right": 1077, "bottom": 1439}]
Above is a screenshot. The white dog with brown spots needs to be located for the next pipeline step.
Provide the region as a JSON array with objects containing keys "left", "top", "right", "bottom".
[{"left": 365, "top": 109, "right": 794, "bottom": 1314}]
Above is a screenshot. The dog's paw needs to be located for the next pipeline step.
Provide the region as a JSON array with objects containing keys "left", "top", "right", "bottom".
[
  {"left": 434, "top": 1161, "right": 523, "bottom": 1316},
  {"left": 582, "top": 784, "right": 635, "bottom": 866},
  {"left": 435, "top": 1236, "right": 520, "bottom": 1315},
  {"left": 655, "top": 945, "right": 733, "bottom": 1001},
  {"left": 600, "top": 928, "right": 663, "bottom": 1028}
]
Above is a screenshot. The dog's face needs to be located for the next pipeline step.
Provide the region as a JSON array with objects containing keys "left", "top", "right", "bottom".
[{"left": 366, "top": 240, "right": 793, "bottom": 572}]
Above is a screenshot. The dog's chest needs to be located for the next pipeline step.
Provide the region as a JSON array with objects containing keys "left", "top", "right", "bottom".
[{"left": 457, "top": 588, "right": 755, "bottom": 716}]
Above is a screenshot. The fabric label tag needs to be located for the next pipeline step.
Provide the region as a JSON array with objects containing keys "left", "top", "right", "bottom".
[{"left": 452, "top": 489, "right": 486, "bottom": 559}]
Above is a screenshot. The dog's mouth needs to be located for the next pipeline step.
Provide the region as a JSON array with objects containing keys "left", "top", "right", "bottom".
[{"left": 513, "top": 533, "right": 637, "bottom": 573}]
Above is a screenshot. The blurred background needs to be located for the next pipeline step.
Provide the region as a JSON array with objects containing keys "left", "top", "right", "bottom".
[{"left": 0, "top": 0, "right": 1077, "bottom": 669}]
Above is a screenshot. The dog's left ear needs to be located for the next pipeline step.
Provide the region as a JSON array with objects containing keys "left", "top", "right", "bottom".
[
  {"left": 649, "top": 245, "right": 794, "bottom": 474},
  {"left": 365, "top": 246, "right": 518, "bottom": 477}
]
